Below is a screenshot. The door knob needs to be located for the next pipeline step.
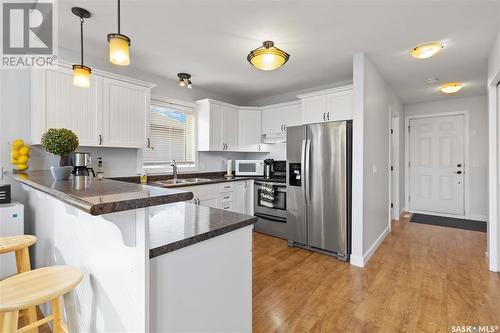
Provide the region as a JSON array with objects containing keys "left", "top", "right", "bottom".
[
  {"left": 457, "top": 163, "right": 462, "bottom": 167},
  {"left": 454, "top": 171, "right": 462, "bottom": 175}
]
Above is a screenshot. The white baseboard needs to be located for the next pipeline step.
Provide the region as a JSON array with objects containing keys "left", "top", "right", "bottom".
[
  {"left": 349, "top": 226, "right": 390, "bottom": 268},
  {"left": 468, "top": 214, "right": 488, "bottom": 222}
]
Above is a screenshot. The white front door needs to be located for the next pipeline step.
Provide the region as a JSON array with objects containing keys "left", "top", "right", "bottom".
[{"left": 409, "top": 114, "right": 465, "bottom": 215}]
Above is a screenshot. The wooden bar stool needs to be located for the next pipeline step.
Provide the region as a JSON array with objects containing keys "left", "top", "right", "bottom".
[
  {"left": 0, "top": 235, "right": 38, "bottom": 331},
  {"left": 0, "top": 266, "right": 83, "bottom": 333}
]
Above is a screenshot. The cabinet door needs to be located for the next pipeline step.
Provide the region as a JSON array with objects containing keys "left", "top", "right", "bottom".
[
  {"left": 283, "top": 103, "right": 302, "bottom": 128},
  {"left": 102, "top": 78, "right": 149, "bottom": 148},
  {"left": 261, "top": 108, "right": 284, "bottom": 134},
  {"left": 42, "top": 68, "right": 102, "bottom": 146},
  {"left": 238, "top": 109, "right": 262, "bottom": 151},
  {"left": 209, "top": 104, "right": 224, "bottom": 151},
  {"left": 301, "top": 95, "right": 327, "bottom": 124},
  {"left": 326, "top": 90, "right": 353, "bottom": 121},
  {"left": 231, "top": 181, "right": 246, "bottom": 214},
  {"left": 222, "top": 106, "right": 238, "bottom": 150}
]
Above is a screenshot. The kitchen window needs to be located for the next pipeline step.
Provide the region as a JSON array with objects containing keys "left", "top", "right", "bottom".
[{"left": 143, "top": 99, "right": 196, "bottom": 170}]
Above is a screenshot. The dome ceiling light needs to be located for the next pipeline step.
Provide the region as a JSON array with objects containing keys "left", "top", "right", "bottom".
[
  {"left": 71, "top": 7, "right": 92, "bottom": 88},
  {"left": 107, "top": 0, "right": 131, "bottom": 65},
  {"left": 178, "top": 73, "right": 192, "bottom": 89},
  {"left": 247, "top": 41, "right": 290, "bottom": 71},
  {"left": 439, "top": 82, "right": 463, "bottom": 94},
  {"left": 411, "top": 42, "right": 443, "bottom": 59}
]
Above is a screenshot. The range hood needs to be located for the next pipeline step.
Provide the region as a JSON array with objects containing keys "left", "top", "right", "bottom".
[{"left": 263, "top": 132, "right": 286, "bottom": 143}]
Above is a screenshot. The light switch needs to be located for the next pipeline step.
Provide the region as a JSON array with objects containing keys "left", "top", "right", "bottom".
[{"left": 372, "top": 164, "right": 377, "bottom": 174}]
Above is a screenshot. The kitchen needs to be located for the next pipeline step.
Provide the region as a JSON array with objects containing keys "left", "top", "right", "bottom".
[{"left": 1, "top": 1, "right": 500, "bottom": 332}]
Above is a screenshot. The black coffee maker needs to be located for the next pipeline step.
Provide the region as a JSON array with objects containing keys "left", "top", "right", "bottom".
[{"left": 72, "top": 152, "right": 95, "bottom": 177}]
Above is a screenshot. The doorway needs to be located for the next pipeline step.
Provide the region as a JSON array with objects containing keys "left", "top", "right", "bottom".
[
  {"left": 389, "top": 114, "right": 400, "bottom": 221},
  {"left": 406, "top": 112, "right": 469, "bottom": 217}
]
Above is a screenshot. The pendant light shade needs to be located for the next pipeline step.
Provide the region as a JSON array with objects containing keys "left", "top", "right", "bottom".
[
  {"left": 71, "top": 7, "right": 91, "bottom": 88},
  {"left": 108, "top": 0, "right": 130, "bottom": 65},
  {"left": 73, "top": 65, "right": 91, "bottom": 88},
  {"left": 247, "top": 41, "right": 289, "bottom": 71}
]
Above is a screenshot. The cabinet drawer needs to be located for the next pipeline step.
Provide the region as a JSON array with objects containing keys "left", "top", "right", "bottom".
[
  {"left": 220, "top": 202, "right": 233, "bottom": 211},
  {"left": 218, "top": 183, "right": 234, "bottom": 192},
  {"left": 219, "top": 192, "right": 233, "bottom": 203}
]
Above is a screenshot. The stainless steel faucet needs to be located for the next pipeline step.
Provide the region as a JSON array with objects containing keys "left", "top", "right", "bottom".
[{"left": 171, "top": 160, "right": 178, "bottom": 181}]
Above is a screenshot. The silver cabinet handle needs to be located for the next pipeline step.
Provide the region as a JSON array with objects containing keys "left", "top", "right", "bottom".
[
  {"left": 222, "top": 143, "right": 225, "bottom": 150},
  {"left": 223, "top": 196, "right": 230, "bottom": 199},
  {"left": 99, "top": 134, "right": 102, "bottom": 145},
  {"left": 284, "top": 124, "right": 286, "bottom": 131},
  {"left": 280, "top": 125, "right": 283, "bottom": 132},
  {"left": 327, "top": 112, "right": 330, "bottom": 121},
  {"left": 147, "top": 138, "right": 151, "bottom": 148},
  {"left": 323, "top": 113, "right": 326, "bottom": 121}
]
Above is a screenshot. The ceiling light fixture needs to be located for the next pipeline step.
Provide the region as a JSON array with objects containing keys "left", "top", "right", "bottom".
[
  {"left": 439, "top": 82, "right": 463, "bottom": 94},
  {"left": 177, "top": 73, "right": 192, "bottom": 89},
  {"left": 107, "top": 0, "right": 130, "bottom": 65},
  {"left": 411, "top": 42, "right": 443, "bottom": 59},
  {"left": 247, "top": 41, "right": 290, "bottom": 71},
  {"left": 71, "top": 7, "right": 92, "bottom": 88}
]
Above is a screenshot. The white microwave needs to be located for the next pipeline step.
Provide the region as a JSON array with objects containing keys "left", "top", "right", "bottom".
[{"left": 235, "top": 160, "right": 264, "bottom": 176}]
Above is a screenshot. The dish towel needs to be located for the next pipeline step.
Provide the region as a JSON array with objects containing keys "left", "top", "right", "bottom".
[{"left": 260, "top": 183, "right": 276, "bottom": 208}]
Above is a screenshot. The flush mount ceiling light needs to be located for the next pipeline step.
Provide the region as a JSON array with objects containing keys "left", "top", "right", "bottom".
[
  {"left": 247, "top": 41, "right": 290, "bottom": 71},
  {"left": 411, "top": 42, "right": 443, "bottom": 59},
  {"left": 71, "top": 7, "right": 91, "bottom": 88},
  {"left": 177, "top": 73, "right": 192, "bottom": 89},
  {"left": 439, "top": 82, "right": 463, "bottom": 94},
  {"left": 107, "top": 0, "right": 130, "bottom": 65}
]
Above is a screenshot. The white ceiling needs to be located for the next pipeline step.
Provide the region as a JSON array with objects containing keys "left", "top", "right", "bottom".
[{"left": 58, "top": 0, "right": 500, "bottom": 105}]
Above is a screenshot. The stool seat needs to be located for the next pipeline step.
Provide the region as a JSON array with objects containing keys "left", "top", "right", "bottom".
[
  {"left": 0, "top": 266, "right": 83, "bottom": 312},
  {"left": 0, "top": 236, "right": 37, "bottom": 255}
]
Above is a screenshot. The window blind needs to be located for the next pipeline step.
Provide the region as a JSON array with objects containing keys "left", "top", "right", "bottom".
[{"left": 143, "top": 105, "right": 195, "bottom": 166}]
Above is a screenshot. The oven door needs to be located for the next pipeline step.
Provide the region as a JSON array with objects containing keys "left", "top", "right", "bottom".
[{"left": 253, "top": 182, "right": 288, "bottom": 239}]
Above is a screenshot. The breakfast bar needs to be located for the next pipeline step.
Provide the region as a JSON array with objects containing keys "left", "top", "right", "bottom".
[{"left": 8, "top": 171, "right": 256, "bottom": 333}]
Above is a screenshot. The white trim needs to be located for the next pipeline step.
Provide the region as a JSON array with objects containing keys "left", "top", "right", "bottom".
[
  {"left": 151, "top": 95, "right": 196, "bottom": 109},
  {"left": 350, "top": 226, "right": 390, "bottom": 268},
  {"left": 487, "top": 70, "right": 500, "bottom": 272},
  {"left": 404, "top": 110, "right": 471, "bottom": 218},
  {"left": 296, "top": 84, "right": 353, "bottom": 99},
  {"left": 261, "top": 100, "right": 300, "bottom": 111}
]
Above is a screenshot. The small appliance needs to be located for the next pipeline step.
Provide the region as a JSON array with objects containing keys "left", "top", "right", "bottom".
[
  {"left": 0, "top": 202, "right": 24, "bottom": 279},
  {"left": 72, "top": 152, "right": 95, "bottom": 177},
  {"left": 263, "top": 159, "right": 273, "bottom": 179},
  {"left": 235, "top": 160, "right": 264, "bottom": 176}
]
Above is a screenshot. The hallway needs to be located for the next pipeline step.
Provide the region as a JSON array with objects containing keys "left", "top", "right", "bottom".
[{"left": 252, "top": 216, "right": 500, "bottom": 332}]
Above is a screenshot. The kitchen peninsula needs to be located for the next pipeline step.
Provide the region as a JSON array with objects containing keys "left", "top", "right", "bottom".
[{"left": 8, "top": 171, "right": 255, "bottom": 333}]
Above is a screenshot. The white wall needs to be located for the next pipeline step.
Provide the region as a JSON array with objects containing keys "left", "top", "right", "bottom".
[
  {"left": 404, "top": 95, "right": 488, "bottom": 220},
  {"left": 487, "top": 29, "right": 500, "bottom": 272},
  {"left": 351, "top": 53, "right": 403, "bottom": 267}
]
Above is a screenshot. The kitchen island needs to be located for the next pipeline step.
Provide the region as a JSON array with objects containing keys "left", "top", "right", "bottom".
[{"left": 8, "top": 171, "right": 256, "bottom": 333}]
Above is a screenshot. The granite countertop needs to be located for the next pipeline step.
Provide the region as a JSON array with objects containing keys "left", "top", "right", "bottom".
[
  {"left": 149, "top": 202, "right": 257, "bottom": 258},
  {"left": 111, "top": 171, "right": 286, "bottom": 188},
  {"left": 7, "top": 171, "right": 194, "bottom": 215}
]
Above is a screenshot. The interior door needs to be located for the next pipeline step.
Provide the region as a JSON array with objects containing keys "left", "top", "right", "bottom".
[{"left": 409, "top": 115, "right": 465, "bottom": 215}]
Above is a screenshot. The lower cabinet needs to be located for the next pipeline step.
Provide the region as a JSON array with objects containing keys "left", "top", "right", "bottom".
[{"left": 177, "top": 180, "right": 252, "bottom": 215}]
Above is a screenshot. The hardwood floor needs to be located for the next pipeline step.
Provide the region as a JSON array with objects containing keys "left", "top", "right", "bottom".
[{"left": 252, "top": 216, "right": 500, "bottom": 333}]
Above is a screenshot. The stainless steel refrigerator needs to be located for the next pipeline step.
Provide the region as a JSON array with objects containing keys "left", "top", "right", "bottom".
[{"left": 286, "top": 120, "right": 352, "bottom": 261}]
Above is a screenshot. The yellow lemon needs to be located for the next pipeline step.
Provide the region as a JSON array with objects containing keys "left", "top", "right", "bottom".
[
  {"left": 18, "top": 156, "right": 28, "bottom": 164},
  {"left": 11, "top": 159, "right": 18, "bottom": 165},
  {"left": 16, "top": 164, "right": 28, "bottom": 171},
  {"left": 12, "top": 139, "right": 24, "bottom": 149},
  {"left": 11, "top": 150, "right": 20, "bottom": 160},
  {"left": 19, "top": 146, "right": 30, "bottom": 156}
]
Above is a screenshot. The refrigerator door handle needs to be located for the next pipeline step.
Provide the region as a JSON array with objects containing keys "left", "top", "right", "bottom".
[
  {"left": 301, "top": 139, "right": 307, "bottom": 203},
  {"left": 305, "top": 139, "right": 311, "bottom": 205}
]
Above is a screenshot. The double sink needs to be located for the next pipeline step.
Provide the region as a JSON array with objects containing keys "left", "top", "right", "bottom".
[{"left": 155, "top": 178, "right": 212, "bottom": 186}]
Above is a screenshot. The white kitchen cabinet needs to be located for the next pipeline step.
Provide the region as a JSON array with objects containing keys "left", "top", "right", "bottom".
[
  {"left": 198, "top": 195, "right": 218, "bottom": 208},
  {"left": 261, "top": 101, "right": 301, "bottom": 135},
  {"left": 238, "top": 108, "right": 263, "bottom": 151},
  {"left": 196, "top": 99, "right": 239, "bottom": 151},
  {"left": 298, "top": 85, "right": 353, "bottom": 125},
  {"left": 30, "top": 63, "right": 154, "bottom": 148},
  {"left": 102, "top": 78, "right": 150, "bottom": 148}
]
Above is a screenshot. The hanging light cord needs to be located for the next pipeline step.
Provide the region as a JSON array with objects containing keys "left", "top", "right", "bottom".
[
  {"left": 117, "top": 0, "right": 121, "bottom": 34},
  {"left": 80, "top": 16, "right": 84, "bottom": 66}
]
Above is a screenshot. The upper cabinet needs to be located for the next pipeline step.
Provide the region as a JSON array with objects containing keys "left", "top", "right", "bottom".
[
  {"left": 31, "top": 64, "right": 154, "bottom": 148},
  {"left": 197, "top": 100, "right": 239, "bottom": 151},
  {"left": 238, "top": 107, "right": 263, "bottom": 152},
  {"left": 261, "top": 101, "right": 301, "bottom": 135},
  {"left": 297, "top": 85, "right": 353, "bottom": 124}
]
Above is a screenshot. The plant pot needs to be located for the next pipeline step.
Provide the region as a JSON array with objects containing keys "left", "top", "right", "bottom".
[
  {"left": 59, "top": 155, "right": 72, "bottom": 167},
  {"left": 50, "top": 166, "right": 73, "bottom": 180}
]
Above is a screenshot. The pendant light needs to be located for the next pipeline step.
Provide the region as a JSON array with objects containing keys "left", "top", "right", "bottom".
[
  {"left": 107, "top": 0, "right": 130, "bottom": 65},
  {"left": 247, "top": 41, "right": 290, "bottom": 71},
  {"left": 71, "top": 7, "right": 91, "bottom": 88}
]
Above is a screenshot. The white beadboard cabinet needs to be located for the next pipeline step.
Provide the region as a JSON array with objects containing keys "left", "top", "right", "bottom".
[
  {"left": 196, "top": 99, "right": 239, "bottom": 151},
  {"left": 238, "top": 107, "right": 263, "bottom": 151},
  {"left": 31, "top": 64, "right": 154, "bottom": 148},
  {"left": 261, "top": 101, "right": 301, "bottom": 135},
  {"left": 298, "top": 85, "right": 353, "bottom": 124}
]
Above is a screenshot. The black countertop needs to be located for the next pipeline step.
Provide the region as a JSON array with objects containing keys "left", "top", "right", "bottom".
[
  {"left": 149, "top": 202, "right": 257, "bottom": 258},
  {"left": 7, "top": 171, "right": 194, "bottom": 215}
]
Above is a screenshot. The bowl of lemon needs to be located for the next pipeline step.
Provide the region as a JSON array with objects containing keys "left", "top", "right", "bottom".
[{"left": 10, "top": 139, "right": 30, "bottom": 172}]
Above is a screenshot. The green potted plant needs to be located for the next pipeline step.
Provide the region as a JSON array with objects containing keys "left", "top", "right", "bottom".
[{"left": 41, "top": 128, "right": 79, "bottom": 180}]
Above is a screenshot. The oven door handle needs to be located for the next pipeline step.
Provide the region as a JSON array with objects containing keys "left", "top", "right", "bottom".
[{"left": 254, "top": 212, "right": 286, "bottom": 223}]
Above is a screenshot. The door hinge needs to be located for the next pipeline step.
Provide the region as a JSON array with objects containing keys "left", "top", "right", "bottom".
[
  {"left": 391, "top": 203, "right": 394, "bottom": 208},
  {"left": 408, "top": 161, "right": 411, "bottom": 167},
  {"left": 408, "top": 125, "right": 411, "bottom": 132},
  {"left": 390, "top": 166, "right": 394, "bottom": 171},
  {"left": 390, "top": 129, "right": 394, "bottom": 134},
  {"left": 408, "top": 196, "right": 410, "bottom": 201}
]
